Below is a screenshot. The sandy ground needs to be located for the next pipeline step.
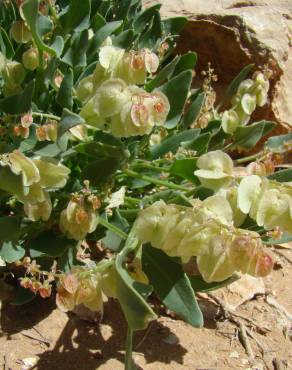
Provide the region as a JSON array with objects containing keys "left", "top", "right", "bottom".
[{"left": 0, "top": 247, "right": 292, "bottom": 370}]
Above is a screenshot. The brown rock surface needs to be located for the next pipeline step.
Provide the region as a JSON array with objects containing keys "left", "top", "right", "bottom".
[{"left": 144, "top": 0, "right": 292, "bottom": 128}]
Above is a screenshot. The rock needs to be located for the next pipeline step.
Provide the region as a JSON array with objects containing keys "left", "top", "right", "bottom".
[
  {"left": 213, "top": 275, "right": 266, "bottom": 310},
  {"left": 143, "top": 0, "right": 292, "bottom": 129}
]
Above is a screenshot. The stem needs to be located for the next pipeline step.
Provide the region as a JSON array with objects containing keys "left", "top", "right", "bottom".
[
  {"left": 38, "top": 49, "right": 45, "bottom": 71},
  {"left": 99, "top": 217, "right": 127, "bottom": 239},
  {"left": 131, "top": 161, "right": 171, "bottom": 173},
  {"left": 125, "top": 326, "right": 134, "bottom": 370},
  {"left": 124, "top": 196, "right": 141, "bottom": 206},
  {"left": 123, "top": 169, "right": 190, "bottom": 192},
  {"left": 32, "top": 112, "right": 61, "bottom": 121},
  {"left": 46, "top": 0, "right": 59, "bottom": 26},
  {"left": 234, "top": 151, "right": 265, "bottom": 165}
]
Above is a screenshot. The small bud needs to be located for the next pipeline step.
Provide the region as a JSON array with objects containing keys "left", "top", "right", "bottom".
[
  {"left": 21, "top": 112, "right": 33, "bottom": 128},
  {"left": 20, "top": 277, "right": 32, "bottom": 289},
  {"left": 39, "top": 284, "right": 52, "bottom": 298}
]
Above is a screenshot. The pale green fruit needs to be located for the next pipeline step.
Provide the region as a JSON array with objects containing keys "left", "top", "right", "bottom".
[
  {"left": 115, "top": 49, "right": 159, "bottom": 85},
  {"left": 101, "top": 265, "right": 117, "bottom": 298},
  {"left": 22, "top": 48, "right": 39, "bottom": 71},
  {"left": 80, "top": 97, "right": 105, "bottom": 128},
  {"left": 230, "top": 232, "right": 273, "bottom": 277},
  {"left": 136, "top": 200, "right": 180, "bottom": 248},
  {"left": 57, "top": 268, "right": 104, "bottom": 313},
  {"left": 46, "top": 121, "right": 58, "bottom": 142},
  {"left": 176, "top": 221, "right": 221, "bottom": 263},
  {"left": 237, "top": 79, "right": 254, "bottom": 96},
  {"left": 10, "top": 21, "right": 31, "bottom": 43},
  {"left": 241, "top": 93, "right": 256, "bottom": 115},
  {"left": 60, "top": 199, "right": 99, "bottom": 240},
  {"left": 235, "top": 106, "right": 250, "bottom": 126},
  {"left": 255, "top": 88, "right": 268, "bottom": 107},
  {"left": 92, "top": 62, "right": 110, "bottom": 88},
  {"left": 147, "top": 91, "right": 170, "bottom": 126},
  {"left": 94, "top": 78, "right": 129, "bottom": 118},
  {"left": 254, "top": 73, "right": 269, "bottom": 107},
  {"left": 222, "top": 109, "right": 240, "bottom": 134},
  {"left": 75, "top": 272, "right": 103, "bottom": 312},
  {"left": 76, "top": 75, "right": 94, "bottom": 103},
  {"left": 161, "top": 209, "right": 195, "bottom": 258},
  {"left": 237, "top": 175, "right": 262, "bottom": 214},
  {"left": 144, "top": 49, "right": 159, "bottom": 73},
  {"left": 256, "top": 189, "right": 292, "bottom": 232},
  {"left": 197, "top": 233, "right": 235, "bottom": 283},
  {"left": 220, "top": 187, "right": 246, "bottom": 227},
  {"left": 8, "top": 150, "right": 40, "bottom": 187},
  {"left": 33, "top": 158, "right": 70, "bottom": 189},
  {"left": 24, "top": 192, "right": 52, "bottom": 221},
  {"left": 2, "top": 61, "right": 25, "bottom": 88},
  {"left": 99, "top": 45, "right": 125, "bottom": 72},
  {"left": 194, "top": 150, "right": 233, "bottom": 190},
  {"left": 20, "top": 182, "right": 46, "bottom": 203},
  {"left": 202, "top": 195, "right": 233, "bottom": 226}
]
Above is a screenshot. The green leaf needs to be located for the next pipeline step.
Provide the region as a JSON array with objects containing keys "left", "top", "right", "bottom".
[
  {"left": 0, "top": 216, "right": 21, "bottom": 242},
  {"left": 101, "top": 211, "right": 129, "bottom": 251},
  {"left": 34, "top": 136, "right": 68, "bottom": 157},
  {"left": 50, "top": 36, "right": 64, "bottom": 57},
  {"left": 138, "top": 10, "right": 162, "bottom": 49},
  {"left": 142, "top": 245, "right": 203, "bottom": 327},
  {"left": 133, "top": 4, "right": 161, "bottom": 33},
  {"left": 87, "top": 21, "right": 122, "bottom": 61},
  {"left": 182, "top": 92, "right": 205, "bottom": 128},
  {"left": 146, "top": 56, "right": 180, "bottom": 92},
  {"left": 142, "top": 189, "right": 192, "bottom": 207},
  {"left": 11, "top": 287, "right": 35, "bottom": 305},
  {"left": 0, "top": 241, "right": 25, "bottom": 263},
  {"left": 162, "top": 17, "right": 187, "bottom": 35},
  {"left": 0, "top": 26, "right": 14, "bottom": 58},
  {"left": 57, "top": 108, "right": 85, "bottom": 138},
  {"left": 36, "top": 13, "right": 53, "bottom": 36},
  {"left": 265, "top": 133, "right": 292, "bottom": 153},
  {"left": 29, "top": 231, "right": 74, "bottom": 258},
  {"left": 81, "top": 157, "right": 121, "bottom": 186},
  {"left": 76, "top": 140, "right": 126, "bottom": 160},
  {"left": 56, "top": 69, "right": 73, "bottom": 110},
  {"left": 149, "top": 129, "right": 200, "bottom": 159},
  {"left": 170, "top": 158, "right": 198, "bottom": 183},
  {"left": 173, "top": 52, "right": 197, "bottom": 76},
  {"left": 182, "top": 132, "right": 211, "bottom": 154},
  {"left": 233, "top": 120, "right": 276, "bottom": 149},
  {"left": 115, "top": 0, "right": 135, "bottom": 19},
  {"left": 112, "top": 30, "right": 135, "bottom": 48},
  {"left": 21, "top": 0, "right": 56, "bottom": 56},
  {"left": 115, "top": 226, "right": 156, "bottom": 330},
  {"left": 268, "top": 168, "right": 292, "bottom": 183},
  {"left": 158, "top": 70, "right": 193, "bottom": 129},
  {"left": 62, "top": 30, "right": 89, "bottom": 68},
  {"left": 59, "top": 0, "right": 91, "bottom": 34},
  {"left": 219, "top": 64, "right": 254, "bottom": 108},
  {"left": 0, "top": 80, "right": 34, "bottom": 114},
  {"left": 91, "top": 12, "right": 106, "bottom": 32},
  {"left": 189, "top": 274, "right": 239, "bottom": 292},
  {"left": 0, "top": 167, "right": 23, "bottom": 197}
]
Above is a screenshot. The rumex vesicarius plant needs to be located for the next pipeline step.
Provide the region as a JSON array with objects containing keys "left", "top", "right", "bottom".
[{"left": 0, "top": 0, "right": 292, "bottom": 368}]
